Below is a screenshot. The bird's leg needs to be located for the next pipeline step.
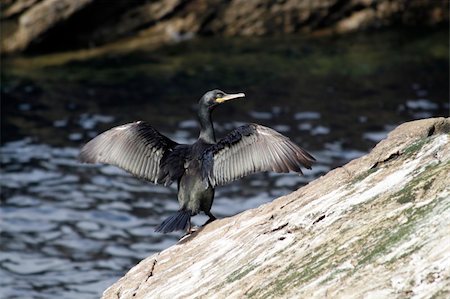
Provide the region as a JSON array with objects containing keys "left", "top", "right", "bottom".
[
  {"left": 187, "top": 217, "right": 193, "bottom": 234},
  {"left": 180, "top": 218, "right": 194, "bottom": 238},
  {"left": 203, "top": 211, "right": 216, "bottom": 226}
]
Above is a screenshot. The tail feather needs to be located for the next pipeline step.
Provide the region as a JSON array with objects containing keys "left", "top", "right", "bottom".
[{"left": 155, "top": 210, "right": 191, "bottom": 233}]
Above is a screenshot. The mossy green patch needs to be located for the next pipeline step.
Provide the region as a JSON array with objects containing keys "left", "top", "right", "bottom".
[
  {"left": 226, "top": 264, "right": 257, "bottom": 283},
  {"left": 357, "top": 224, "right": 412, "bottom": 266},
  {"left": 403, "top": 137, "right": 429, "bottom": 157},
  {"left": 351, "top": 167, "right": 379, "bottom": 184},
  {"left": 356, "top": 199, "right": 442, "bottom": 268},
  {"left": 352, "top": 158, "right": 448, "bottom": 268},
  {"left": 246, "top": 248, "right": 333, "bottom": 298},
  {"left": 250, "top": 154, "right": 448, "bottom": 298},
  {"left": 395, "top": 184, "right": 415, "bottom": 204},
  {"left": 246, "top": 195, "right": 447, "bottom": 298},
  {"left": 394, "top": 161, "right": 441, "bottom": 204}
]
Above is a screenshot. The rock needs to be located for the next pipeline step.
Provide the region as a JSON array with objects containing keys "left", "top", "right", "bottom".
[
  {"left": 2, "top": 0, "right": 448, "bottom": 54},
  {"left": 2, "top": 0, "right": 95, "bottom": 52},
  {"left": 1, "top": 0, "right": 40, "bottom": 19},
  {"left": 101, "top": 117, "right": 450, "bottom": 299}
]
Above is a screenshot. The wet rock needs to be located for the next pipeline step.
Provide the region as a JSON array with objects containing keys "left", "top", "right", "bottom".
[
  {"left": 2, "top": 0, "right": 448, "bottom": 54},
  {"left": 101, "top": 117, "right": 450, "bottom": 299},
  {"left": 2, "top": 0, "right": 95, "bottom": 52},
  {"left": 1, "top": 0, "right": 39, "bottom": 19}
]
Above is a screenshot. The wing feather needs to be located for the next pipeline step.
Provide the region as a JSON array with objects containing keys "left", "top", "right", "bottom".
[
  {"left": 202, "top": 124, "right": 316, "bottom": 187},
  {"left": 79, "top": 121, "right": 180, "bottom": 184}
]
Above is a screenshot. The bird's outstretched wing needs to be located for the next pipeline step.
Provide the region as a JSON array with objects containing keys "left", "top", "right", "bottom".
[
  {"left": 79, "top": 121, "right": 182, "bottom": 185},
  {"left": 201, "top": 124, "right": 315, "bottom": 187}
]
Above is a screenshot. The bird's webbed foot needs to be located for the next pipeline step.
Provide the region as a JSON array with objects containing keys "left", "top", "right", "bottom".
[{"left": 182, "top": 218, "right": 197, "bottom": 236}]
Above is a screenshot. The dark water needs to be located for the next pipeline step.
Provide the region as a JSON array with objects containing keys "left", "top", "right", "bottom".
[{"left": 1, "top": 28, "right": 448, "bottom": 299}]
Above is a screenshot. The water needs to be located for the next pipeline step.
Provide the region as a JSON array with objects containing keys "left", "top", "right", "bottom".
[{"left": 1, "top": 28, "right": 448, "bottom": 298}]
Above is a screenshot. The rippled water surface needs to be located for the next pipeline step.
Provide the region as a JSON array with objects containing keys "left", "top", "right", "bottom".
[{"left": 1, "top": 28, "right": 448, "bottom": 298}]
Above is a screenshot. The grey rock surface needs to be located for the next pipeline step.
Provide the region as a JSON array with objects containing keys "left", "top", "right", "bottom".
[{"left": 102, "top": 117, "right": 450, "bottom": 299}]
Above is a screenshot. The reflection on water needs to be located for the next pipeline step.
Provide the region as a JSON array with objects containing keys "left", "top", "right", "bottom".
[{"left": 1, "top": 29, "right": 448, "bottom": 298}]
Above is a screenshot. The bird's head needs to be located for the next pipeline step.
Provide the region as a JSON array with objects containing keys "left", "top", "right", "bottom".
[{"left": 199, "top": 89, "right": 245, "bottom": 110}]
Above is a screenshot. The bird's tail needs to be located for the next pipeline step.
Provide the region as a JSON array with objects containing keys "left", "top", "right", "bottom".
[{"left": 154, "top": 210, "right": 192, "bottom": 233}]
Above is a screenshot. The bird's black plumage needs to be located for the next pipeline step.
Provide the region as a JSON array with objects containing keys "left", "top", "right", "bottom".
[
  {"left": 79, "top": 90, "right": 316, "bottom": 233},
  {"left": 79, "top": 121, "right": 181, "bottom": 185},
  {"left": 201, "top": 124, "right": 315, "bottom": 187}
]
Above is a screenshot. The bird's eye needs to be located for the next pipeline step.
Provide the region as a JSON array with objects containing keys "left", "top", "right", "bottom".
[{"left": 216, "top": 93, "right": 223, "bottom": 98}]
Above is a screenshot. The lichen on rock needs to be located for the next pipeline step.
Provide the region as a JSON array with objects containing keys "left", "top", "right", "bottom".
[{"left": 102, "top": 117, "right": 449, "bottom": 299}]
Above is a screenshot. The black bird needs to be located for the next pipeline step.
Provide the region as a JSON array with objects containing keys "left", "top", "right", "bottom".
[{"left": 79, "top": 90, "right": 315, "bottom": 233}]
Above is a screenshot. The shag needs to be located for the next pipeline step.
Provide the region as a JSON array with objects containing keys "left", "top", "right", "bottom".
[{"left": 79, "top": 90, "right": 315, "bottom": 233}]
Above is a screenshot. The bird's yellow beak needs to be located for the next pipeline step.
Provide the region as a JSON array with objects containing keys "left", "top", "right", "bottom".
[{"left": 215, "top": 93, "right": 245, "bottom": 103}]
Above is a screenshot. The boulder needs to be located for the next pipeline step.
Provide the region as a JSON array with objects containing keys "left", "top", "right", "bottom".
[
  {"left": 2, "top": 0, "right": 94, "bottom": 52},
  {"left": 2, "top": 0, "right": 448, "bottom": 54},
  {"left": 101, "top": 117, "right": 450, "bottom": 299}
]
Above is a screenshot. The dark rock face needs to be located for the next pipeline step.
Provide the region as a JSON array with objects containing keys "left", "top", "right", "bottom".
[{"left": 2, "top": 0, "right": 448, "bottom": 53}]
